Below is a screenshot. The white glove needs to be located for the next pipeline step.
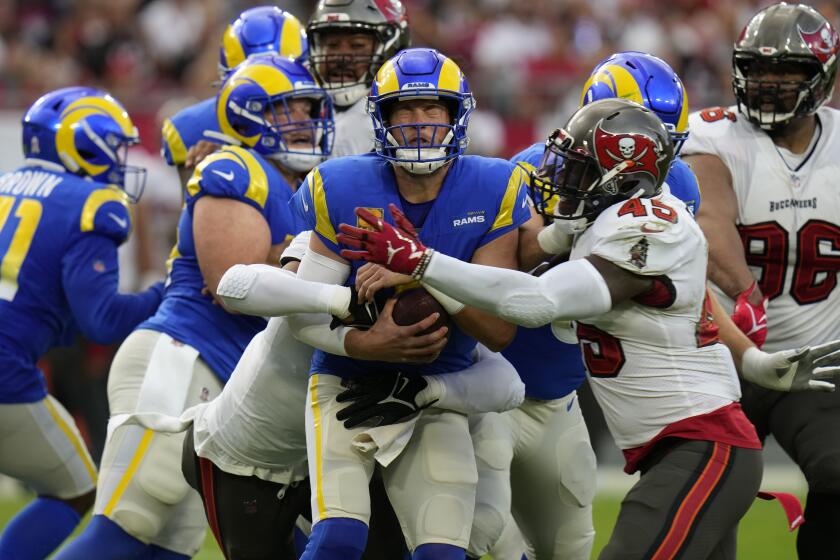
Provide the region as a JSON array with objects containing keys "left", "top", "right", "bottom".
[
  {"left": 741, "top": 340, "right": 840, "bottom": 392},
  {"left": 536, "top": 222, "right": 573, "bottom": 255}
]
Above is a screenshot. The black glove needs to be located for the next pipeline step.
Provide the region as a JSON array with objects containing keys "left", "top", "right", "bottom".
[
  {"left": 336, "top": 372, "right": 438, "bottom": 429},
  {"left": 330, "top": 286, "right": 387, "bottom": 330}
]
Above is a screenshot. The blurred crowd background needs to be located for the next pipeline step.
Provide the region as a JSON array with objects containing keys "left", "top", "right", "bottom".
[{"left": 0, "top": 0, "right": 836, "bottom": 464}]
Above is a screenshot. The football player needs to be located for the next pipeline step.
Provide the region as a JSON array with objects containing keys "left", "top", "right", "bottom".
[
  {"left": 681, "top": 3, "right": 840, "bottom": 557},
  {"left": 287, "top": 47, "right": 530, "bottom": 560},
  {"left": 488, "top": 51, "right": 697, "bottom": 560},
  {"left": 0, "top": 87, "right": 163, "bottom": 559},
  {"left": 306, "top": 0, "right": 410, "bottom": 156},
  {"left": 161, "top": 6, "right": 308, "bottom": 186},
  {"left": 338, "top": 98, "right": 840, "bottom": 559},
  {"left": 54, "top": 56, "right": 333, "bottom": 560}
]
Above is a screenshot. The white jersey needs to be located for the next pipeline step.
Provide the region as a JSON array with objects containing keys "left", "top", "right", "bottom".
[
  {"left": 190, "top": 317, "right": 312, "bottom": 484},
  {"left": 332, "top": 98, "right": 374, "bottom": 157},
  {"left": 569, "top": 192, "right": 741, "bottom": 449},
  {"left": 683, "top": 106, "right": 840, "bottom": 353}
]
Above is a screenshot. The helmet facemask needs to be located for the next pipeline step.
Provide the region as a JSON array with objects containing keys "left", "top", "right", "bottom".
[
  {"left": 530, "top": 129, "right": 625, "bottom": 233},
  {"left": 230, "top": 89, "right": 335, "bottom": 172},
  {"left": 733, "top": 56, "right": 826, "bottom": 130},
  {"left": 309, "top": 26, "right": 398, "bottom": 107},
  {"left": 370, "top": 92, "right": 472, "bottom": 175}
]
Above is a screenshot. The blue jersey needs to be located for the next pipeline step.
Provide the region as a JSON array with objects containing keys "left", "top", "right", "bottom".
[
  {"left": 0, "top": 161, "right": 162, "bottom": 403},
  {"left": 161, "top": 97, "right": 223, "bottom": 167},
  {"left": 140, "top": 146, "right": 298, "bottom": 382},
  {"left": 293, "top": 153, "right": 530, "bottom": 379},
  {"left": 506, "top": 143, "right": 703, "bottom": 400}
]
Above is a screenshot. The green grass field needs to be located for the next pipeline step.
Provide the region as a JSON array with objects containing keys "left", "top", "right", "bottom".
[{"left": 0, "top": 491, "right": 799, "bottom": 558}]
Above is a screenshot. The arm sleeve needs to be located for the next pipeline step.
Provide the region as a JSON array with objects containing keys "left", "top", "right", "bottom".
[
  {"left": 61, "top": 234, "right": 163, "bottom": 344},
  {"left": 425, "top": 344, "right": 525, "bottom": 414},
  {"left": 422, "top": 252, "right": 612, "bottom": 328},
  {"left": 216, "top": 263, "right": 351, "bottom": 318},
  {"left": 285, "top": 250, "right": 353, "bottom": 356}
]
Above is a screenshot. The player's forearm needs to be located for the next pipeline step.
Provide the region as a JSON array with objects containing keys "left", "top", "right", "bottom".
[
  {"left": 451, "top": 307, "right": 516, "bottom": 352},
  {"left": 425, "top": 344, "right": 525, "bottom": 414},
  {"left": 697, "top": 216, "right": 756, "bottom": 300},
  {"left": 216, "top": 263, "right": 351, "bottom": 318},
  {"left": 710, "top": 290, "right": 753, "bottom": 373},
  {"left": 421, "top": 252, "right": 611, "bottom": 327}
]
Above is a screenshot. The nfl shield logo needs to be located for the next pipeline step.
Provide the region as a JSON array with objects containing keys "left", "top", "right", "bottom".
[{"left": 356, "top": 208, "right": 384, "bottom": 230}]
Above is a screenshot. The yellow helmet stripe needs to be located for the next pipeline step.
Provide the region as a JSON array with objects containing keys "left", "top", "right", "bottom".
[
  {"left": 437, "top": 58, "right": 462, "bottom": 92},
  {"left": 676, "top": 87, "right": 689, "bottom": 134},
  {"left": 279, "top": 14, "right": 304, "bottom": 59},
  {"left": 579, "top": 64, "right": 644, "bottom": 108},
  {"left": 222, "top": 24, "right": 246, "bottom": 70},
  {"left": 374, "top": 60, "right": 400, "bottom": 96},
  {"left": 55, "top": 96, "right": 137, "bottom": 177}
]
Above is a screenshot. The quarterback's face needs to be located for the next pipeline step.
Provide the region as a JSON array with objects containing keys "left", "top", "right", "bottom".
[
  {"left": 387, "top": 99, "right": 451, "bottom": 147},
  {"left": 265, "top": 98, "right": 317, "bottom": 149},
  {"left": 317, "top": 31, "right": 377, "bottom": 84}
]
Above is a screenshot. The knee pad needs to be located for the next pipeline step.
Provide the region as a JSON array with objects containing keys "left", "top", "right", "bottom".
[
  {"left": 137, "top": 432, "right": 191, "bottom": 505},
  {"left": 468, "top": 502, "right": 507, "bottom": 557},
  {"left": 414, "top": 543, "right": 465, "bottom": 559},
  {"left": 302, "top": 518, "right": 367, "bottom": 560}
]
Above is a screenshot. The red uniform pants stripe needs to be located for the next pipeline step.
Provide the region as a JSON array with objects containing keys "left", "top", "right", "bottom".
[{"left": 199, "top": 456, "right": 228, "bottom": 560}]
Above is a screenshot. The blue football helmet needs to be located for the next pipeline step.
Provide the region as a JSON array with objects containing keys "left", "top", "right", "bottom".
[
  {"left": 22, "top": 86, "right": 146, "bottom": 201},
  {"left": 218, "top": 6, "right": 308, "bottom": 80},
  {"left": 580, "top": 51, "right": 689, "bottom": 154},
  {"left": 368, "top": 48, "right": 474, "bottom": 174},
  {"left": 217, "top": 55, "right": 334, "bottom": 172}
]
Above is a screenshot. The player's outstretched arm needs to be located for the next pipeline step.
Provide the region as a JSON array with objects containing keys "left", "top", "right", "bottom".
[
  {"left": 216, "top": 263, "right": 352, "bottom": 318},
  {"left": 686, "top": 154, "right": 768, "bottom": 347},
  {"left": 62, "top": 235, "right": 163, "bottom": 344},
  {"left": 338, "top": 204, "right": 614, "bottom": 328},
  {"left": 711, "top": 292, "right": 840, "bottom": 391}
]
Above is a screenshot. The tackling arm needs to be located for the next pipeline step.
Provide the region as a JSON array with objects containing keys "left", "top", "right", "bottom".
[{"left": 685, "top": 154, "right": 759, "bottom": 300}]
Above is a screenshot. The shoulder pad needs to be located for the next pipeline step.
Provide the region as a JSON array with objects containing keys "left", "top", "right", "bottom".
[
  {"left": 79, "top": 186, "right": 131, "bottom": 244},
  {"left": 586, "top": 196, "right": 698, "bottom": 276},
  {"left": 186, "top": 145, "right": 269, "bottom": 209},
  {"left": 298, "top": 165, "right": 337, "bottom": 245},
  {"left": 665, "top": 159, "right": 701, "bottom": 215},
  {"left": 509, "top": 142, "right": 544, "bottom": 171},
  {"left": 682, "top": 106, "right": 740, "bottom": 157},
  {"left": 161, "top": 117, "right": 187, "bottom": 166},
  {"left": 486, "top": 159, "right": 530, "bottom": 234}
]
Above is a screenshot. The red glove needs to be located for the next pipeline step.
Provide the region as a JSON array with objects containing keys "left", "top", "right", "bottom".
[
  {"left": 731, "top": 281, "right": 768, "bottom": 348},
  {"left": 338, "top": 203, "right": 433, "bottom": 278}
]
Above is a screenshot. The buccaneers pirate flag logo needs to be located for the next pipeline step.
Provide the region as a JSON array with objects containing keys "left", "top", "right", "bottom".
[{"left": 593, "top": 125, "right": 666, "bottom": 190}]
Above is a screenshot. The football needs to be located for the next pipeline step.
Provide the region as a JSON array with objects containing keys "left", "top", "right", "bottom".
[{"left": 391, "top": 287, "right": 452, "bottom": 337}]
